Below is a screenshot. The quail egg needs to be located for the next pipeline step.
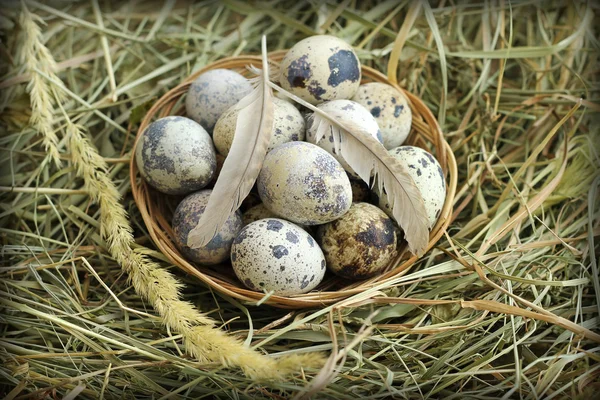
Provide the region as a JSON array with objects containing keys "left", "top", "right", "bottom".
[
  {"left": 242, "top": 203, "right": 277, "bottom": 226},
  {"left": 172, "top": 190, "right": 243, "bottom": 265},
  {"left": 185, "top": 69, "right": 252, "bottom": 131},
  {"left": 213, "top": 97, "right": 305, "bottom": 156},
  {"left": 135, "top": 116, "right": 216, "bottom": 195},
  {"left": 374, "top": 146, "right": 446, "bottom": 228},
  {"left": 231, "top": 218, "right": 326, "bottom": 296},
  {"left": 317, "top": 202, "right": 397, "bottom": 280},
  {"left": 352, "top": 82, "right": 413, "bottom": 149},
  {"left": 207, "top": 153, "right": 226, "bottom": 188},
  {"left": 279, "top": 35, "right": 361, "bottom": 105},
  {"left": 257, "top": 141, "right": 352, "bottom": 225},
  {"left": 306, "top": 100, "right": 383, "bottom": 179}
]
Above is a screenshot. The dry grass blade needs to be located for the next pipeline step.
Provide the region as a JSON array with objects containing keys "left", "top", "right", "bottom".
[
  {"left": 461, "top": 300, "right": 600, "bottom": 343},
  {"left": 422, "top": 1, "right": 448, "bottom": 128},
  {"left": 386, "top": 0, "right": 421, "bottom": 84}
]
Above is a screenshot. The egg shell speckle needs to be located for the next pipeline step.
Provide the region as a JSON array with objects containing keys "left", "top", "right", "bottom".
[
  {"left": 231, "top": 218, "right": 326, "bottom": 296},
  {"left": 172, "top": 190, "right": 243, "bottom": 265},
  {"left": 185, "top": 69, "right": 252, "bottom": 131},
  {"left": 135, "top": 116, "right": 216, "bottom": 195},
  {"left": 375, "top": 146, "right": 446, "bottom": 228},
  {"left": 213, "top": 98, "right": 305, "bottom": 156},
  {"left": 279, "top": 35, "right": 361, "bottom": 105},
  {"left": 257, "top": 141, "right": 352, "bottom": 225},
  {"left": 317, "top": 202, "right": 397, "bottom": 279},
  {"left": 352, "top": 82, "right": 413, "bottom": 149},
  {"left": 306, "top": 100, "right": 383, "bottom": 179}
]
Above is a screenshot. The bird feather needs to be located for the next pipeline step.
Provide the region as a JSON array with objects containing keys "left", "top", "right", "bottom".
[
  {"left": 269, "top": 81, "right": 430, "bottom": 255},
  {"left": 187, "top": 36, "right": 274, "bottom": 248}
]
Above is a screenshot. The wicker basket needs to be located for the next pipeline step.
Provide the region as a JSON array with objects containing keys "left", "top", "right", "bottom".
[{"left": 130, "top": 51, "right": 457, "bottom": 309}]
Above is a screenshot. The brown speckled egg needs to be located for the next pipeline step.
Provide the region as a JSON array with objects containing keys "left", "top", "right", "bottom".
[
  {"left": 306, "top": 100, "right": 383, "bottom": 179},
  {"left": 257, "top": 141, "right": 352, "bottom": 225},
  {"left": 352, "top": 83, "right": 412, "bottom": 149},
  {"left": 185, "top": 69, "right": 252, "bottom": 131},
  {"left": 213, "top": 98, "right": 305, "bottom": 156},
  {"left": 231, "top": 218, "right": 325, "bottom": 295},
  {"left": 135, "top": 116, "right": 216, "bottom": 195},
  {"left": 279, "top": 35, "right": 361, "bottom": 105},
  {"left": 172, "top": 190, "right": 243, "bottom": 265},
  {"left": 317, "top": 202, "right": 397, "bottom": 280},
  {"left": 374, "top": 146, "right": 446, "bottom": 228}
]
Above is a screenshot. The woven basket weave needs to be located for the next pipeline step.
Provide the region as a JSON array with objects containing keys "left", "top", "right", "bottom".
[{"left": 130, "top": 52, "right": 457, "bottom": 308}]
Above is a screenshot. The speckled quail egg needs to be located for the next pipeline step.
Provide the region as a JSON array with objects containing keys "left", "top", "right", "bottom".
[
  {"left": 352, "top": 82, "right": 413, "bottom": 149},
  {"left": 279, "top": 35, "right": 361, "bottom": 105},
  {"left": 172, "top": 190, "right": 243, "bottom": 265},
  {"left": 306, "top": 100, "right": 383, "bottom": 179},
  {"left": 231, "top": 218, "right": 326, "bottom": 296},
  {"left": 207, "top": 153, "right": 226, "bottom": 188},
  {"left": 257, "top": 141, "right": 352, "bottom": 225},
  {"left": 185, "top": 69, "right": 252, "bottom": 131},
  {"left": 135, "top": 116, "right": 216, "bottom": 195},
  {"left": 242, "top": 203, "right": 277, "bottom": 226},
  {"left": 317, "top": 202, "right": 397, "bottom": 280},
  {"left": 213, "top": 97, "right": 305, "bottom": 156},
  {"left": 242, "top": 203, "right": 311, "bottom": 232},
  {"left": 374, "top": 146, "right": 446, "bottom": 228}
]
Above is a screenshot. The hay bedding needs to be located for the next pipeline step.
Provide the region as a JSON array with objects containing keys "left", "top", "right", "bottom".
[{"left": 0, "top": 1, "right": 598, "bottom": 398}]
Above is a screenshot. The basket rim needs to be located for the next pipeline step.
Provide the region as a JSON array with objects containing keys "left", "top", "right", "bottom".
[{"left": 129, "top": 52, "right": 458, "bottom": 309}]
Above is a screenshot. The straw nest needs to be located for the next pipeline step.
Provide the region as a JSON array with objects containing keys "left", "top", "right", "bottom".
[{"left": 130, "top": 51, "right": 457, "bottom": 308}]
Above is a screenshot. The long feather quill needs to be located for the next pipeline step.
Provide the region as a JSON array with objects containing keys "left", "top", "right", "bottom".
[
  {"left": 270, "top": 82, "right": 429, "bottom": 255},
  {"left": 187, "top": 36, "right": 274, "bottom": 248}
]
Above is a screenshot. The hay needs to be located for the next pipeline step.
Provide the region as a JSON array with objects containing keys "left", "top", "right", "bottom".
[{"left": 1, "top": 1, "right": 598, "bottom": 398}]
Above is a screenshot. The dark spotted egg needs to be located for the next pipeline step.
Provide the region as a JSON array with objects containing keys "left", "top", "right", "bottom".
[
  {"left": 135, "top": 116, "right": 216, "bottom": 195},
  {"left": 306, "top": 100, "right": 383, "bottom": 179},
  {"left": 257, "top": 142, "right": 352, "bottom": 225},
  {"left": 213, "top": 98, "right": 305, "bottom": 156},
  {"left": 375, "top": 146, "right": 446, "bottom": 228},
  {"left": 172, "top": 190, "right": 243, "bottom": 265},
  {"left": 352, "top": 82, "right": 412, "bottom": 149},
  {"left": 185, "top": 69, "right": 252, "bottom": 131},
  {"left": 279, "top": 35, "right": 361, "bottom": 105},
  {"left": 317, "top": 202, "right": 397, "bottom": 280},
  {"left": 231, "top": 218, "right": 326, "bottom": 296}
]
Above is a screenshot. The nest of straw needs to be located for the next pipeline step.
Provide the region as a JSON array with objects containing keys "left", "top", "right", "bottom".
[
  {"left": 130, "top": 53, "right": 458, "bottom": 308},
  {"left": 1, "top": 1, "right": 599, "bottom": 399}
]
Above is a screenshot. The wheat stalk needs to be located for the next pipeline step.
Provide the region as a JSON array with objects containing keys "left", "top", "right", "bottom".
[
  {"left": 18, "top": 1, "right": 63, "bottom": 167},
  {"left": 19, "top": 1, "right": 324, "bottom": 380},
  {"left": 65, "top": 120, "right": 324, "bottom": 379}
]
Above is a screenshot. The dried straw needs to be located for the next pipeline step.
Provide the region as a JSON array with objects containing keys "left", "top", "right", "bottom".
[{"left": 1, "top": 1, "right": 598, "bottom": 398}]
